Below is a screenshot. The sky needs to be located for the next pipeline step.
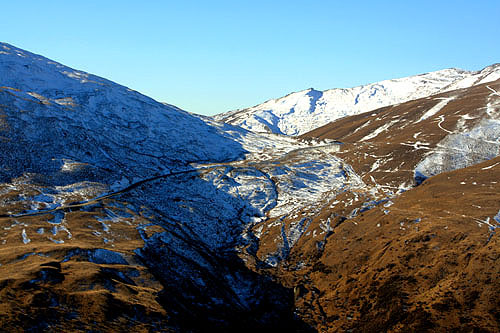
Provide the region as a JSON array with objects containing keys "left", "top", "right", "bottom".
[{"left": 1, "top": 1, "right": 499, "bottom": 115}]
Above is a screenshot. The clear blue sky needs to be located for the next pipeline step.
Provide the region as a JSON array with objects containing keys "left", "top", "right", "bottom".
[{"left": 2, "top": 1, "right": 499, "bottom": 115}]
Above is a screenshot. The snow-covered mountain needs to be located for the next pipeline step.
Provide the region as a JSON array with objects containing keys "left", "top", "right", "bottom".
[{"left": 215, "top": 64, "right": 500, "bottom": 136}]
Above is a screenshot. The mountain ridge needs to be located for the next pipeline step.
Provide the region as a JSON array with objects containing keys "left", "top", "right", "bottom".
[{"left": 215, "top": 63, "right": 500, "bottom": 136}]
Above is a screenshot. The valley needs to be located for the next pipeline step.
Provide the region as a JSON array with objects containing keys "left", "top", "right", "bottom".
[{"left": 0, "top": 42, "right": 498, "bottom": 332}]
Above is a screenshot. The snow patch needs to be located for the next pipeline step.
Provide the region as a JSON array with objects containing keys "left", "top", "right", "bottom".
[
  {"left": 417, "top": 97, "right": 455, "bottom": 123},
  {"left": 360, "top": 120, "right": 399, "bottom": 141},
  {"left": 21, "top": 229, "right": 30, "bottom": 244}
]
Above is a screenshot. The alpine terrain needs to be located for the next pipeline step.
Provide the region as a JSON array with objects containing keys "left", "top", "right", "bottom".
[{"left": 0, "top": 42, "right": 499, "bottom": 332}]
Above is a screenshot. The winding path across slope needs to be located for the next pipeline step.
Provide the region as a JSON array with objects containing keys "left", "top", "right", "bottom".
[{"left": 0, "top": 166, "right": 220, "bottom": 219}]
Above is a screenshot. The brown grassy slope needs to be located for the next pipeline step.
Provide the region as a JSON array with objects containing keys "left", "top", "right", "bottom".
[
  {"left": 0, "top": 198, "right": 173, "bottom": 332},
  {"left": 302, "top": 79, "right": 500, "bottom": 189},
  {"left": 264, "top": 156, "right": 500, "bottom": 332}
]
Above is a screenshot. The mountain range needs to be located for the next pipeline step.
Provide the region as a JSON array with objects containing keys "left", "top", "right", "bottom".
[
  {"left": 215, "top": 64, "right": 500, "bottom": 136},
  {"left": 0, "top": 42, "right": 498, "bottom": 332}
]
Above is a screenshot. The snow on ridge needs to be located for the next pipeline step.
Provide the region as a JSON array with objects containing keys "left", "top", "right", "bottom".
[{"left": 215, "top": 65, "right": 500, "bottom": 136}]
